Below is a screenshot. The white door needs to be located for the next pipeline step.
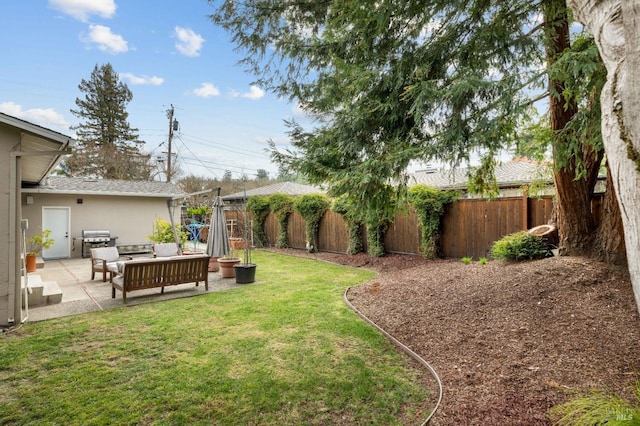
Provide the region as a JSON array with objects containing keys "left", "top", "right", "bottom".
[{"left": 42, "top": 207, "right": 70, "bottom": 259}]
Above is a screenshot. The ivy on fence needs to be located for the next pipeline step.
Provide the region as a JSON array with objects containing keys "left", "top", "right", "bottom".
[
  {"left": 294, "top": 193, "right": 330, "bottom": 253},
  {"left": 247, "top": 195, "right": 270, "bottom": 247},
  {"left": 269, "top": 193, "right": 294, "bottom": 248},
  {"left": 408, "top": 185, "right": 459, "bottom": 259}
]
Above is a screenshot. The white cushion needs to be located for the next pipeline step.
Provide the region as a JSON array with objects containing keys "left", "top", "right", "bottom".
[{"left": 154, "top": 243, "right": 180, "bottom": 257}]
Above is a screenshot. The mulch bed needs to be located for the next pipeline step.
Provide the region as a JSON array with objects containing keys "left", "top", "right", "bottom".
[{"left": 269, "top": 248, "right": 640, "bottom": 424}]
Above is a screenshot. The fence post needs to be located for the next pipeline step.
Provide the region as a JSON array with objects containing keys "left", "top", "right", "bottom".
[{"left": 522, "top": 186, "right": 529, "bottom": 230}]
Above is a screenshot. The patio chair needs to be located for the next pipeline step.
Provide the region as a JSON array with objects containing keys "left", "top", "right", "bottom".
[
  {"left": 153, "top": 242, "right": 180, "bottom": 258},
  {"left": 90, "top": 246, "right": 120, "bottom": 282}
]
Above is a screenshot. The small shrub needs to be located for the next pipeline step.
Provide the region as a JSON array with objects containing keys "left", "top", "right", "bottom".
[
  {"left": 147, "top": 218, "right": 188, "bottom": 244},
  {"left": 461, "top": 257, "right": 473, "bottom": 264},
  {"left": 490, "top": 231, "right": 551, "bottom": 261},
  {"left": 478, "top": 257, "right": 488, "bottom": 265}
]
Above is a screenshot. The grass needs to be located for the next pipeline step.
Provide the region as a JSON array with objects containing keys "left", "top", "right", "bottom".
[{"left": 0, "top": 251, "right": 431, "bottom": 425}]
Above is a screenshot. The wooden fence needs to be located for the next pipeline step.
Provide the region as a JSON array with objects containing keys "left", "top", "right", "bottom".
[{"left": 249, "top": 195, "right": 601, "bottom": 259}]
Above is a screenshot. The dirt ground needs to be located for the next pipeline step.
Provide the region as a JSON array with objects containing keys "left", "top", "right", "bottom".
[{"left": 270, "top": 248, "right": 640, "bottom": 425}]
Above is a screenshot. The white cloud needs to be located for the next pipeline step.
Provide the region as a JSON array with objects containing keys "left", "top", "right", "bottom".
[
  {"left": 241, "top": 85, "right": 265, "bottom": 100},
  {"left": 119, "top": 72, "right": 164, "bottom": 86},
  {"left": 0, "top": 102, "right": 70, "bottom": 132},
  {"left": 230, "top": 85, "right": 265, "bottom": 100},
  {"left": 49, "top": 0, "right": 116, "bottom": 22},
  {"left": 174, "top": 26, "right": 204, "bottom": 57},
  {"left": 83, "top": 24, "right": 128, "bottom": 54},
  {"left": 193, "top": 83, "right": 220, "bottom": 98}
]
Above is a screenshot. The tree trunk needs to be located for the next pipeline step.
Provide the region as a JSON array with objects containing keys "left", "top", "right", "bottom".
[
  {"left": 592, "top": 163, "right": 626, "bottom": 265},
  {"left": 568, "top": 0, "right": 640, "bottom": 312},
  {"left": 545, "top": 0, "right": 600, "bottom": 255}
]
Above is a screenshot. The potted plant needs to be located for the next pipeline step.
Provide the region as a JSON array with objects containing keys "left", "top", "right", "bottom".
[
  {"left": 228, "top": 237, "right": 246, "bottom": 250},
  {"left": 233, "top": 197, "right": 257, "bottom": 284},
  {"left": 25, "top": 229, "right": 54, "bottom": 272},
  {"left": 218, "top": 255, "right": 241, "bottom": 278}
]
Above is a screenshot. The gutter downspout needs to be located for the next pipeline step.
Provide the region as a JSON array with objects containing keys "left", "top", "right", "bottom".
[{"left": 9, "top": 153, "right": 19, "bottom": 324}]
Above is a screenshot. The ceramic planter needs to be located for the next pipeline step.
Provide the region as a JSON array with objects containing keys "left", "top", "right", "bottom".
[
  {"left": 26, "top": 253, "right": 37, "bottom": 273},
  {"left": 218, "top": 257, "right": 241, "bottom": 278},
  {"left": 228, "top": 238, "right": 246, "bottom": 250},
  {"left": 208, "top": 256, "right": 220, "bottom": 272}
]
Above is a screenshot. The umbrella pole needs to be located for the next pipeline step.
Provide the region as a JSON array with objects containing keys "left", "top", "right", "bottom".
[{"left": 166, "top": 199, "right": 183, "bottom": 255}]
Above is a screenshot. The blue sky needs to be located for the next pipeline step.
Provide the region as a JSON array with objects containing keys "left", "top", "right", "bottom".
[{"left": 0, "top": 0, "right": 301, "bottom": 180}]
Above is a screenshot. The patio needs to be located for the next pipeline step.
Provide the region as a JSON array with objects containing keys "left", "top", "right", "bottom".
[{"left": 24, "top": 247, "right": 243, "bottom": 322}]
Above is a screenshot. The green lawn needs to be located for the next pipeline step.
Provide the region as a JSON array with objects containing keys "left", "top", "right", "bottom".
[{"left": 0, "top": 251, "right": 432, "bottom": 425}]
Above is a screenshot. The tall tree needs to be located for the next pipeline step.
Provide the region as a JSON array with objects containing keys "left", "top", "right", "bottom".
[
  {"left": 209, "top": 0, "right": 621, "bottom": 258},
  {"left": 567, "top": 0, "right": 640, "bottom": 312},
  {"left": 66, "top": 63, "right": 151, "bottom": 180}
]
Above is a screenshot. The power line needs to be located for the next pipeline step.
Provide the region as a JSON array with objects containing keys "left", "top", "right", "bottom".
[{"left": 179, "top": 132, "right": 272, "bottom": 160}]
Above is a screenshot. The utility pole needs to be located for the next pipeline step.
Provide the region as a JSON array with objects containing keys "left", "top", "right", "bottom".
[{"left": 166, "top": 105, "right": 174, "bottom": 183}]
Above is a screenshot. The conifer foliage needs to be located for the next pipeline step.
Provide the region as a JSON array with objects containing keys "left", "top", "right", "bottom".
[{"left": 65, "top": 63, "right": 151, "bottom": 180}]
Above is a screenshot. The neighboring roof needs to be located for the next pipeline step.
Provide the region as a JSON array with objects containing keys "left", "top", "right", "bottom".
[
  {"left": 1, "top": 112, "right": 76, "bottom": 184},
  {"left": 409, "top": 161, "right": 551, "bottom": 190},
  {"left": 223, "top": 181, "right": 325, "bottom": 201},
  {"left": 22, "top": 176, "right": 186, "bottom": 198}
]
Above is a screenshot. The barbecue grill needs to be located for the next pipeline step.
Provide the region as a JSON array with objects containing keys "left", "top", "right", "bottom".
[{"left": 78, "top": 230, "right": 118, "bottom": 258}]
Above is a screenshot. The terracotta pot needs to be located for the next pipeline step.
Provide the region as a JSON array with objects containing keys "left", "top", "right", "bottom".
[
  {"left": 218, "top": 257, "right": 241, "bottom": 278},
  {"left": 229, "top": 238, "right": 246, "bottom": 250},
  {"left": 26, "top": 253, "right": 37, "bottom": 273},
  {"left": 208, "top": 257, "right": 220, "bottom": 272}
]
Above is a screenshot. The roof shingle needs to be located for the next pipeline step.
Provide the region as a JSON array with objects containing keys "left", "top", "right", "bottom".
[{"left": 22, "top": 176, "right": 185, "bottom": 198}]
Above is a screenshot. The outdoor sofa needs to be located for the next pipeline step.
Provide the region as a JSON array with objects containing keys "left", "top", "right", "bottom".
[{"left": 111, "top": 254, "right": 210, "bottom": 302}]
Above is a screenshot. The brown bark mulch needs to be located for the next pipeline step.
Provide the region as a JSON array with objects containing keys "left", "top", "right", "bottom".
[{"left": 269, "top": 249, "right": 640, "bottom": 425}]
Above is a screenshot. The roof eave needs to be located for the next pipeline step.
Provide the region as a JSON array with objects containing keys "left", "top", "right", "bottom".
[{"left": 21, "top": 188, "right": 185, "bottom": 198}]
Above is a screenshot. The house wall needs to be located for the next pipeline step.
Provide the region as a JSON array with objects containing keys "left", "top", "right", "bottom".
[
  {"left": 21, "top": 193, "right": 180, "bottom": 259},
  {"left": 0, "top": 123, "right": 21, "bottom": 325}
]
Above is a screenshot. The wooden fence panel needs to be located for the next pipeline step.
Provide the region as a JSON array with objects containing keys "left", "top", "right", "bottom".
[
  {"left": 384, "top": 209, "right": 421, "bottom": 254},
  {"left": 527, "top": 197, "right": 554, "bottom": 228},
  {"left": 318, "top": 210, "right": 349, "bottom": 253},
  {"left": 251, "top": 194, "right": 604, "bottom": 259},
  {"left": 287, "top": 212, "right": 307, "bottom": 249},
  {"left": 263, "top": 212, "right": 278, "bottom": 247},
  {"left": 441, "top": 198, "right": 526, "bottom": 258}
]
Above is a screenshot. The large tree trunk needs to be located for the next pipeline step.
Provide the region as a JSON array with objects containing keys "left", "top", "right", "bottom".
[
  {"left": 545, "top": 0, "right": 600, "bottom": 255},
  {"left": 568, "top": 0, "right": 640, "bottom": 312}
]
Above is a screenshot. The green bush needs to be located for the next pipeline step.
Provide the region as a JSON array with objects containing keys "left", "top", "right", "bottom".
[
  {"left": 147, "top": 218, "right": 188, "bottom": 244},
  {"left": 186, "top": 206, "right": 211, "bottom": 216},
  {"left": 490, "top": 231, "right": 551, "bottom": 261}
]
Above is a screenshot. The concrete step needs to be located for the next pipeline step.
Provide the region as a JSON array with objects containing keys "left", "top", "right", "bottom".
[
  {"left": 22, "top": 274, "right": 63, "bottom": 307},
  {"left": 42, "top": 281, "right": 63, "bottom": 305}
]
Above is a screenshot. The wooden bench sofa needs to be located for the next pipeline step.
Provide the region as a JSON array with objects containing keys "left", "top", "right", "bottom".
[{"left": 111, "top": 254, "right": 210, "bottom": 302}]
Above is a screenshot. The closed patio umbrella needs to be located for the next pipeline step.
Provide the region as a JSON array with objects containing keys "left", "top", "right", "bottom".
[{"left": 206, "top": 191, "right": 230, "bottom": 260}]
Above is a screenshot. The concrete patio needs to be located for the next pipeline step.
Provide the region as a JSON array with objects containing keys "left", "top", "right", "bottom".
[{"left": 23, "top": 250, "right": 243, "bottom": 323}]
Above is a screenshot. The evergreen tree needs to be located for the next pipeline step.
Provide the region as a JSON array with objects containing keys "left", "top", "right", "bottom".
[
  {"left": 66, "top": 63, "right": 151, "bottom": 180},
  {"left": 209, "top": 0, "right": 623, "bottom": 260}
]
